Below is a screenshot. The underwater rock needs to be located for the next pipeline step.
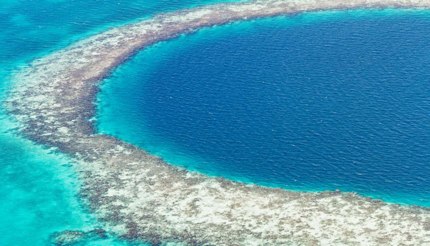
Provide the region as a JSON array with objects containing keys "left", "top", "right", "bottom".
[{"left": 50, "top": 228, "right": 107, "bottom": 245}]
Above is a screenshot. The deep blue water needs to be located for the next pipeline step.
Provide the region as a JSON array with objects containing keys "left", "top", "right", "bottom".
[
  {"left": 98, "top": 10, "right": 430, "bottom": 207},
  {"left": 0, "top": 1, "right": 238, "bottom": 245}
]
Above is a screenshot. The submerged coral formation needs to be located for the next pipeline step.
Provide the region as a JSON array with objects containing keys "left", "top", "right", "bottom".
[{"left": 5, "top": 0, "right": 430, "bottom": 244}]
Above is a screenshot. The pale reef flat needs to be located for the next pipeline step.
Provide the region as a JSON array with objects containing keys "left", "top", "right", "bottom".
[{"left": 5, "top": 0, "right": 430, "bottom": 245}]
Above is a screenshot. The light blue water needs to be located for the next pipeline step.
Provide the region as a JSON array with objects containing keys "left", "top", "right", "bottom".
[
  {"left": 98, "top": 9, "right": 430, "bottom": 207},
  {"left": 0, "top": 1, "right": 238, "bottom": 245}
]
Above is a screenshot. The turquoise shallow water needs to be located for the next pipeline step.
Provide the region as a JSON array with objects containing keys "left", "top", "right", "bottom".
[
  {"left": 0, "top": 1, "right": 238, "bottom": 245},
  {"left": 98, "top": 9, "right": 430, "bottom": 207}
]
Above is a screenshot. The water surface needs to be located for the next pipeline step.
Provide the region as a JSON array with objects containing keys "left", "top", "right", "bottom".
[{"left": 98, "top": 10, "right": 430, "bottom": 207}]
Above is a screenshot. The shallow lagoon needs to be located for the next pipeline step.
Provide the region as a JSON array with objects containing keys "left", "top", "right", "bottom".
[{"left": 98, "top": 10, "right": 430, "bottom": 207}]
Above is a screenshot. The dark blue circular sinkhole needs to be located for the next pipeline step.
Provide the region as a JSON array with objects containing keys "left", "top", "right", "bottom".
[{"left": 98, "top": 10, "right": 430, "bottom": 206}]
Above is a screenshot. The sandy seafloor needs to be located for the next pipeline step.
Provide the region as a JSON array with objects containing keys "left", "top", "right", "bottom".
[
  {"left": 0, "top": 1, "right": 239, "bottom": 245},
  {"left": 2, "top": 0, "right": 430, "bottom": 245}
]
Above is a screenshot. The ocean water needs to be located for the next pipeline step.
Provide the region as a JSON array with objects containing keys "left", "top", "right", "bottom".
[
  {"left": 0, "top": 1, "right": 238, "bottom": 245},
  {"left": 98, "top": 9, "right": 430, "bottom": 207}
]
